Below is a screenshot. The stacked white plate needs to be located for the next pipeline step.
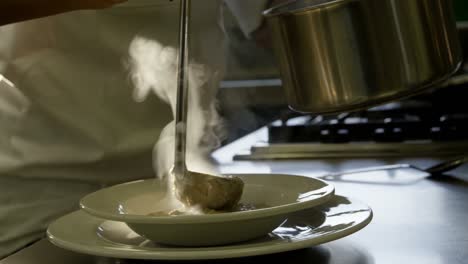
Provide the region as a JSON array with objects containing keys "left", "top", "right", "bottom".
[{"left": 47, "top": 173, "right": 372, "bottom": 260}]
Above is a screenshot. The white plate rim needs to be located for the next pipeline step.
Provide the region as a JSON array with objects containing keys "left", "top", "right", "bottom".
[{"left": 79, "top": 174, "right": 335, "bottom": 224}]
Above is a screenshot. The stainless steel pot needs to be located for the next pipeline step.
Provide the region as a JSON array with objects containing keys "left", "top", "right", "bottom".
[{"left": 263, "top": 0, "right": 463, "bottom": 114}]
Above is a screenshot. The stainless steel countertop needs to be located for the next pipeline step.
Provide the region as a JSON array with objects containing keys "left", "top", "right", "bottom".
[{"left": 2, "top": 128, "right": 468, "bottom": 264}]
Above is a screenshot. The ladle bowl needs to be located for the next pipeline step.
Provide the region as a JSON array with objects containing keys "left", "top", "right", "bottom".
[{"left": 175, "top": 171, "right": 244, "bottom": 211}]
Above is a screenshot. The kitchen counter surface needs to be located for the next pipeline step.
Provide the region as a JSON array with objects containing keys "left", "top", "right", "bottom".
[{"left": 2, "top": 127, "right": 468, "bottom": 264}]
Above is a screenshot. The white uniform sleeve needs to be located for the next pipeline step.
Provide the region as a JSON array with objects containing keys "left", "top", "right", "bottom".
[{"left": 224, "top": 0, "right": 270, "bottom": 38}]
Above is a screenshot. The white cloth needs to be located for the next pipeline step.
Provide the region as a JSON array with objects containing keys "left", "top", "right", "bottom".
[
  {"left": 0, "top": 177, "right": 101, "bottom": 258},
  {"left": 0, "top": 0, "right": 227, "bottom": 258},
  {"left": 0, "top": 0, "right": 227, "bottom": 184},
  {"left": 0, "top": 0, "right": 269, "bottom": 258}
]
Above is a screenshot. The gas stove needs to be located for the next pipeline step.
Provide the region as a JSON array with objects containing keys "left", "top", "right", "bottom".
[{"left": 232, "top": 77, "right": 468, "bottom": 160}]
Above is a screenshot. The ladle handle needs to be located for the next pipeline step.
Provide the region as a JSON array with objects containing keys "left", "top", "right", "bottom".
[{"left": 174, "top": 0, "right": 190, "bottom": 178}]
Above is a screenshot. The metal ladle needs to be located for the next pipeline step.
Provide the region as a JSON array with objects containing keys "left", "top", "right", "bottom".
[{"left": 172, "top": 0, "right": 244, "bottom": 211}]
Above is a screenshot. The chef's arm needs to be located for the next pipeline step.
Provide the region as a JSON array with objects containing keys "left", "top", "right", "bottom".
[
  {"left": 0, "top": 0, "right": 127, "bottom": 26},
  {"left": 223, "top": 0, "right": 290, "bottom": 49}
]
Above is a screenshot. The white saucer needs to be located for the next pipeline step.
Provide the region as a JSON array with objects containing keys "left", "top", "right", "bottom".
[{"left": 47, "top": 195, "right": 372, "bottom": 260}]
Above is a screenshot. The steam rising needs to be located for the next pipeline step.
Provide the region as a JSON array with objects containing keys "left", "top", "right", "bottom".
[{"left": 127, "top": 36, "right": 226, "bottom": 211}]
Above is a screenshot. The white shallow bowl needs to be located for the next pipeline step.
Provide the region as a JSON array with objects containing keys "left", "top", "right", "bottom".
[
  {"left": 79, "top": 174, "right": 335, "bottom": 246},
  {"left": 48, "top": 195, "right": 372, "bottom": 260}
]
